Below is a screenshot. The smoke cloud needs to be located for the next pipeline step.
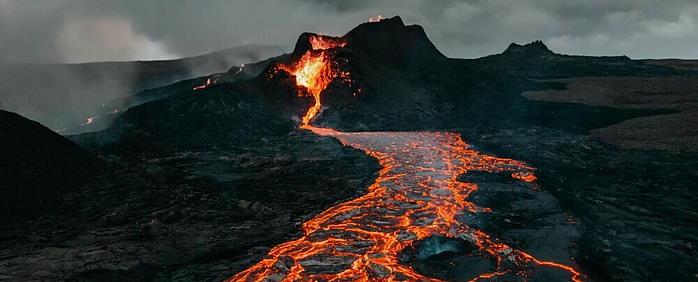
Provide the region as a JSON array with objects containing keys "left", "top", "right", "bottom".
[{"left": 55, "top": 16, "right": 178, "bottom": 63}]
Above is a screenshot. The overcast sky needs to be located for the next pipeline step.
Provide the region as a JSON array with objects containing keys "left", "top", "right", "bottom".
[{"left": 2, "top": 0, "right": 697, "bottom": 63}]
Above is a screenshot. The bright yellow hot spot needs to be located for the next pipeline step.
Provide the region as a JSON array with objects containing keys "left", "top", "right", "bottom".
[{"left": 280, "top": 35, "right": 346, "bottom": 125}]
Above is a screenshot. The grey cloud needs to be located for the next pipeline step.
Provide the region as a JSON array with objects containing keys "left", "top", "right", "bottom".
[
  {"left": 1, "top": 0, "right": 698, "bottom": 64},
  {"left": 0, "top": 1, "right": 66, "bottom": 63},
  {"left": 290, "top": 0, "right": 374, "bottom": 11}
]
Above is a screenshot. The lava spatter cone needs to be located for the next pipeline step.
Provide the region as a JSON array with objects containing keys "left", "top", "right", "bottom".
[{"left": 273, "top": 34, "right": 346, "bottom": 125}]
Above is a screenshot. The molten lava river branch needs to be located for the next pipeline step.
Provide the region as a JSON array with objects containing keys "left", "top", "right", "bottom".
[{"left": 228, "top": 35, "right": 584, "bottom": 281}]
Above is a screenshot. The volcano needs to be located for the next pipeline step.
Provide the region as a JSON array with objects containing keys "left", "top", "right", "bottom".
[{"left": 1, "top": 16, "right": 697, "bottom": 282}]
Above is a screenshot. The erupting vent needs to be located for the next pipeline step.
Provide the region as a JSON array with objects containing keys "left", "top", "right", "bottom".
[{"left": 278, "top": 35, "right": 346, "bottom": 125}]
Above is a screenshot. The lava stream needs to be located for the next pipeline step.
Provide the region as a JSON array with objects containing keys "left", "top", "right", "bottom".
[
  {"left": 228, "top": 126, "right": 584, "bottom": 281},
  {"left": 194, "top": 77, "right": 211, "bottom": 91}
]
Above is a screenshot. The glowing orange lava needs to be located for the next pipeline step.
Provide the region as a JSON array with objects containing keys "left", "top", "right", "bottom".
[
  {"left": 81, "top": 117, "right": 95, "bottom": 126},
  {"left": 228, "top": 126, "right": 584, "bottom": 281},
  {"left": 230, "top": 31, "right": 583, "bottom": 281},
  {"left": 511, "top": 171, "right": 537, "bottom": 182},
  {"left": 369, "top": 14, "right": 384, "bottom": 23},
  {"left": 279, "top": 35, "right": 345, "bottom": 124},
  {"left": 194, "top": 77, "right": 211, "bottom": 91},
  {"left": 309, "top": 35, "right": 346, "bottom": 50}
]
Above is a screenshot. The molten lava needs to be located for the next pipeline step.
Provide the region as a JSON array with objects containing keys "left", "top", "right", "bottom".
[
  {"left": 369, "top": 14, "right": 384, "bottom": 23},
  {"left": 229, "top": 32, "right": 583, "bottom": 281},
  {"left": 309, "top": 35, "right": 346, "bottom": 50},
  {"left": 193, "top": 77, "right": 211, "bottom": 91},
  {"left": 229, "top": 126, "right": 584, "bottom": 281},
  {"left": 278, "top": 35, "right": 345, "bottom": 124},
  {"left": 81, "top": 117, "right": 95, "bottom": 126}
]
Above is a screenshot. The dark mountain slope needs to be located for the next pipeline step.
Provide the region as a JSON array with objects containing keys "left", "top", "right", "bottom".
[
  {"left": 0, "top": 110, "right": 105, "bottom": 224},
  {"left": 60, "top": 52, "right": 292, "bottom": 136},
  {"left": 87, "top": 16, "right": 676, "bottom": 139},
  {"left": 312, "top": 17, "right": 675, "bottom": 133},
  {"left": 475, "top": 40, "right": 679, "bottom": 78},
  {"left": 0, "top": 44, "right": 287, "bottom": 133},
  {"left": 343, "top": 16, "right": 447, "bottom": 66},
  {"left": 75, "top": 73, "right": 309, "bottom": 152}
]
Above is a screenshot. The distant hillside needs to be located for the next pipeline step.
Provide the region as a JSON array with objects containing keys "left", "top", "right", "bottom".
[
  {"left": 474, "top": 40, "right": 678, "bottom": 78},
  {"left": 0, "top": 44, "right": 288, "bottom": 133}
]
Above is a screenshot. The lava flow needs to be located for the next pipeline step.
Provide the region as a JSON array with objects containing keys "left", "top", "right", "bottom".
[
  {"left": 278, "top": 35, "right": 345, "bottom": 124},
  {"left": 228, "top": 34, "right": 583, "bottom": 281},
  {"left": 193, "top": 77, "right": 211, "bottom": 91},
  {"left": 230, "top": 127, "right": 583, "bottom": 281}
]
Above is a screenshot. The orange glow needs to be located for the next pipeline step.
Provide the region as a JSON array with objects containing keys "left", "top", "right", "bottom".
[
  {"left": 228, "top": 125, "right": 585, "bottom": 281},
  {"left": 278, "top": 35, "right": 346, "bottom": 124},
  {"left": 230, "top": 30, "right": 583, "bottom": 282},
  {"left": 81, "top": 117, "right": 95, "bottom": 126},
  {"left": 193, "top": 77, "right": 211, "bottom": 91},
  {"left": 369, "top": 14, "right": 384, "bottom": 23},
  {"left": 511, "top": 171, "right": 537, "bottom": 182},
  {"left": 282, "top": 52, "right": 333, "bottom": 124},
  {"left": 309, "top": 35, "right": 346, "bottom": 50}
]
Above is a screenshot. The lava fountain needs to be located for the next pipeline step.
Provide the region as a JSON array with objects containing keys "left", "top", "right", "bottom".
[
  {"left": 278, "top": 35, "right": 346, "bottom": 125},
  {"left": 228, "top": 33, "right": 584, "bottom": 281}
]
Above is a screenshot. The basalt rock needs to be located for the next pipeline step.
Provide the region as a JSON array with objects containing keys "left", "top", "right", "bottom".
[{"left": 0, "top": 110, "right": 105, "bottom": 224}]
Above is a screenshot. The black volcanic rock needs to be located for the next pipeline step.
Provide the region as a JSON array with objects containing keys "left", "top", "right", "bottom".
[
  {"left": 343, "top": 16, "right": 446, "bottom": 66},
  {"left": 0, "top": 127, "right": 380, "bottom": 281},
  {"left": 0, "top": 45, "right": 287, "bottom": 134},
  {"left": 0, "top": 110, "right": 105, "bottom": 224},
  {"left": 76, "top": 68, "right": 311, "bottom": 151},
  {"left": 308, "top": 23, "right": 675, "bottom": 132},
  {"left": 91, "top": 52, "right": 293, "bottom": 136},
  {"left": 477, "top": 40, "right": 677, "bottom": 78},
  {"left": 93, "top": 16, "right": 452, "bottom": 142},
  {"left": 287, "top": 16, "right": 447, "bottom": 65},
  {"left": 502, "top": 40, "right": 554, "bottom": 57},
  {"left": 291, "top": 32, "right": 321, "bottom": 57},
  {"left": 4, "top": 16, "right": 695, "bottom": 282}
]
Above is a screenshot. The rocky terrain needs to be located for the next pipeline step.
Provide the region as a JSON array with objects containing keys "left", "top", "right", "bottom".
[
  {"left": 0, "top": 110, "right": 105, "bottom": 225},
  {"left": 524, "top": 75, "right": 698, "bottom": 151},
  {"left": 1, "top": 16, "right": 697, "bottom": 281},
  {"left": 0, "top": 44, "right": 287, "bottom": 133},
  {"left": 0, "top": 131, "right": 378, "bottom": 281}
]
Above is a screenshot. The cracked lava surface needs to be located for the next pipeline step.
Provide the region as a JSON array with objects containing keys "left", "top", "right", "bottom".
[
  {"left": 228, "top": 32, "right": 582, "bottom": 282},
  {"left": 228, "top": 125, "right": 584, "bottom": 281}
]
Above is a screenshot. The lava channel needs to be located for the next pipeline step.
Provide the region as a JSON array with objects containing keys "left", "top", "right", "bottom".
[
  {"left": 228, "top": 126, "right": 584, "bottom": 281},
  {"left": 229, "top": 32, "right": 583, "bottom": 282}
]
